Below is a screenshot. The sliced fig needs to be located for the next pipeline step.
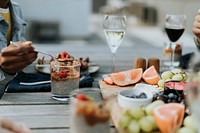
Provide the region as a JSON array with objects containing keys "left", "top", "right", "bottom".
[{"left": 164, "top": 81, "right": 186, "bottom": 95}]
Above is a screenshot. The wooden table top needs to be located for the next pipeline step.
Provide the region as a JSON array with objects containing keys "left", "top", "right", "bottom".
[
  {"left": 0, "top": 34, "right": 196, "bottom": 133},
  {"left": 0, "top": 92, "right": 118, "bottom": 133}
]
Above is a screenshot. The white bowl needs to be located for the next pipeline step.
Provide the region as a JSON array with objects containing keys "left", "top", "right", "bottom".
[
  {"left": 133, "top": 83, "right": 159, "bottom": 94},
  {"left": 118, "top": 88, "right": 153, "bottom": 109}
]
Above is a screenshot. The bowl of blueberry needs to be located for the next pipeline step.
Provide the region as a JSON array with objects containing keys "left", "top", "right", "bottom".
[{"left": 118, "top": 88, "right": 153, "bottom": 109}]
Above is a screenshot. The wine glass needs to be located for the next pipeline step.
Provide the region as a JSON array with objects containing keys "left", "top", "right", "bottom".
[
  {"left": 165, "top": 14, "right": 186, "bottom": 70},
  {"left": 186, "top": 54, "right": 200, "bottom": 132},
  {"left": 186, "top": 73, "right": 200, "bottom": 132},
  {"left": 103, "top": 15, "right": 126, "bottom": 72}
]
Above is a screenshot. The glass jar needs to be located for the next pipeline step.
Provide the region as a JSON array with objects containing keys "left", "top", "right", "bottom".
[{"left": 50, "top": 60, "right": 80, "bottom": 101}]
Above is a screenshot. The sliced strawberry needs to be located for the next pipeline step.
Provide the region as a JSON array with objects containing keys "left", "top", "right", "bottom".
[
  {"left": 58, "top": 70, "right": 68, "bottom": 78},
  {"left": 62, "top": 51, "right": 68, "bottom": 56},
  {"left": 76, "top": 94, "right": 88, "bottom": 101},
  {"left": 61, "top": 53, "right": 65, "bottom": 59},
  {"left": 65, "top": 54, "right": 69, "bottom": 58}
]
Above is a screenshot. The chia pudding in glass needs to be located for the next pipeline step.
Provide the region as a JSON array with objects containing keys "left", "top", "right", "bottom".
[
  {"left": 70, "top": 88, "right": 111, "bottom": 133},
  {"left": 51, "top": 52, "right": 80, "bottom": 101}
]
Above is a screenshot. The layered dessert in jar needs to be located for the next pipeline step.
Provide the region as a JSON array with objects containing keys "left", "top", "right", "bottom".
[
  {"left": 70, "top": 93, "right": 110, "bottom": 133},
  {"left": 51, "top": 51, "right": 80, "bottom": 98}
]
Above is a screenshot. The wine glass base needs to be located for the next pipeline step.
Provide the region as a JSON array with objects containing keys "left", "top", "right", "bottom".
[{"left": 163, "top": 61, "right": 180, "bottom": 67}]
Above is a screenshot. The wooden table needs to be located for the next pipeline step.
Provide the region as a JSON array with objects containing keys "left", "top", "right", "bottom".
[
  {"left": 0, "top": 92, "right": 118, "bottom": 133},
  {"left": 0, "top": 34, "right": 196, "bottom": 132}
]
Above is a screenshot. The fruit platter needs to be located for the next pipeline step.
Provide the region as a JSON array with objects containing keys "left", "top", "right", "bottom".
[
  {"left": 35, "top": 51, "right": 100, "bottom": 74},
  {"left": 99, "top": 66, "right": 198, "bottom": 133}
]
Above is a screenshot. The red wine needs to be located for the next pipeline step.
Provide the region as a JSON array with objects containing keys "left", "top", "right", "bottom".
[{"left": 165, "top": 28, "right": 184, "bottom": 42}]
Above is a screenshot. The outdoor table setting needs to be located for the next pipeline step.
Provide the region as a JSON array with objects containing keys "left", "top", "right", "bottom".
[
  {"left": 0, "top": 48, "right": 197, "bottom": 133},
  {"left": 0, "top": 14, "right": 199, "bottom": 133}
]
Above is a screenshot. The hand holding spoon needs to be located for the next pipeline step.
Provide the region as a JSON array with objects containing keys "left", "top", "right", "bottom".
[{"left": 10, "top": 41, "right": 54, "bottom": 60}]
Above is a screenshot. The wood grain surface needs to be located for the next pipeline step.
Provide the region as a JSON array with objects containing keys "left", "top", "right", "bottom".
[{"left": 99, "top": 80, "right": 134, "bottom": 99}]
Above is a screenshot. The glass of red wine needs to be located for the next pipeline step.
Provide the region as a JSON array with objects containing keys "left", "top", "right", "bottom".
[{"left": 165, "top": 14, "right": 186, "bottom": 70}]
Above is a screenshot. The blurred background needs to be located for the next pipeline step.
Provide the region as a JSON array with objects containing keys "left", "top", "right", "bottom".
[{"left": 14, "top": 0, "right": 200, "bottom": 48}]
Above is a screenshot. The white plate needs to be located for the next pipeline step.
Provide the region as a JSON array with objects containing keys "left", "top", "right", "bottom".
[
  {"left": 35, "top": 63, "right": 100, "bottom": 75},
  {"left": 35, "top": 64, "right": 50, "bottom": 74},
  {"left": 81, "top": 63, "right": 100, "bottom": 74}
]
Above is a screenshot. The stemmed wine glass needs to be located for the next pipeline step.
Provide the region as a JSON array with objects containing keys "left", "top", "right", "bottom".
[
  {"left": 103, "top": 15, "right": 126, "bottom": 72},
  {"left": 186, "top": 74, "right": 200, "bottom": 132},
  {"left": 165, "top": 14, "right": 186, "bottom": 70},
  {"left": 186, "top": 54, "right": 200, "bottom": 132}
]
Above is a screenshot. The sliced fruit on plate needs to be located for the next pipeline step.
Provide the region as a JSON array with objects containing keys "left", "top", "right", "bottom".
[
  {"left": 110, "top": 68, "right": 143, "bottom": 86},
  {"left": 103, "top": 76, "right": 113, "bottom": 85},
  {"left": 143, "top": 66, "right": 161, "bottom": 85},
  {"left": 153, "top": 103, "right": 185, "bottom": 133}
]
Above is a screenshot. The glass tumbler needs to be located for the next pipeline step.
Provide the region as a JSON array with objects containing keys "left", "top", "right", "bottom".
[
  {"left": 70, "top": 88, "right": 110, "bottom": 133},
  {"left": 50, "top": 60, "right": 80, "bottom": 101}
]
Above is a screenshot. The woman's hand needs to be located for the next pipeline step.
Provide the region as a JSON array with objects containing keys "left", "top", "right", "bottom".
[
  {"left": 0, "top": 116, "right": 31, "bottom": 133},
  {"left": 193, "top": 9, "right": 200, "bottom": 43},
  {"left": 0, "top": 41, "right": 38, "bottom": 74}
]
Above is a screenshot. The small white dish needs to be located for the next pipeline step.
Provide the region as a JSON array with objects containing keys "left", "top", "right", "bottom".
[{"left": 118, "top": 87, "right": 154, "bottom": 109}]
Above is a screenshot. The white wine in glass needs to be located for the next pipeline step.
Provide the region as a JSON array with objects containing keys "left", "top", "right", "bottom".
[{"left": 103, "top": 15, "right": 126, "bottom": 72}]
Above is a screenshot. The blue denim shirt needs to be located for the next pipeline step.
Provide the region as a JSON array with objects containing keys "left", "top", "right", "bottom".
[
  {"left": 0, "top": 1, "right": 26, "bottom": 97},
  {"left": 0, "top": 1, "right": 26, "bottom": 50}
]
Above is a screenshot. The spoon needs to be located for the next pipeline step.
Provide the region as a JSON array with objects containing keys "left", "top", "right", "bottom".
[{"left": 10, "top": 41, "right": 54, "bottom": 60}]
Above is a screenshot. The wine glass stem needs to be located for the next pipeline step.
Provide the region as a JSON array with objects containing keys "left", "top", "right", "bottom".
[
  {"left": 170, "top": 42, "right": 176, "bottom": 70},
  {"left": 111, "top": 52, "right": 115, "bottom": 72}
]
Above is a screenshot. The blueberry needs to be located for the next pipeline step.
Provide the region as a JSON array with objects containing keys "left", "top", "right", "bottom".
[
  {"left": 139, "top": 92, "right": 147, "bottom": 98},
  {"left": 136, "top": 95, "right": 140, "bottom": 98},
  {"left": 126, "top": 95, "right": 131, "bottom": 98},
  {"left": 131, "top": 95, "right": 136, "bottom": 98},
  {"left": 158, "top": 91, "right": 164, "bottom": 96},
  {"left": 140, "top": 92, "right": 146, "bottom": 95},
  {"left": 157, "top": 95, "right": 168, "bottom": 103},
  {"left": 168, "top": 93, "right": 175, "bottom": 99},
  {"left": 174, "top": 95, "right": 178, "bottom": 100}
]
